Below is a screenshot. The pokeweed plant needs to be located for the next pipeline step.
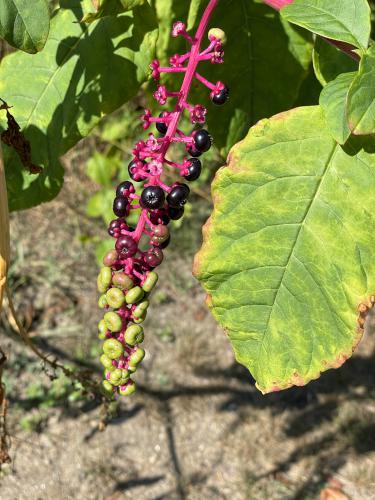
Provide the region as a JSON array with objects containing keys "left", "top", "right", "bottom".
[{"left": 0, "top": 0, "right": 374, "bottom": 404}]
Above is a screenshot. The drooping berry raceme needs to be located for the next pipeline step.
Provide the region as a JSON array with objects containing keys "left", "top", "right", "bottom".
[{"left": 97, "top": 0, "right": 227, "bottom": 398}]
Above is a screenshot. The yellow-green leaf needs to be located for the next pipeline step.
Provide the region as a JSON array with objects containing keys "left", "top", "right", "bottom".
[{"left": 194, "top": 106, "right": 375, "bottom": 394}]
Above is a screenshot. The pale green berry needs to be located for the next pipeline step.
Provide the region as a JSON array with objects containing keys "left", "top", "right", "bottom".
[
  {"left": 208, "top": 27, "right": 226, "bottom": 44},
  {"left": 133, "top": 312, "right": 147, "bottom": 324},
  {"left": 125, "top": 286, "right": 144, "bottom": 304},
  {"left": 119, "top": 369, "right": 130, "bottom": 385},
  {"left": 112, "top": 272, "right": 134, "bottom": 291},
  {"left": 142, "top": 271, "right": 158, "bottom": 293},
  {"left": 97, "top": 275, "right": 107, "bottom": 294},
  {"left": 100, "top": 354, "right": 114, "bottom": 370},
  {"left": 106, "top": 287, "right": 125, "bottom": 309},
  {"left": 109, "top": 368, "right": 123, "bottom": 386},
  {"left": 98, "top": 294, "right": 108, "bottom": 309},
  {"left": 98, "top": 267, "right": 112, "bottom": 291},
  {"left": 98, "top": 319, "right": 107, "bottom": 339},
  {"left": 119, "top": 380, "right": 136, "bottom": 396},
  {"left": 128, "top": 347, "right": 145, "bottom": 368},
  {"left": 103, "top": 338, "right": 124, "bottom": 359},
  {"left": 104, "top": 311, "right": 122, "bottom": 332},
  {"left": 133, "top": 300, "right": 149, "bottom": 319},
  {"left": 101, "top": 380, "right": 114, "bottom": 397},
  {"left": 125, "top": 325, "right": 144, "bottom": 346}
]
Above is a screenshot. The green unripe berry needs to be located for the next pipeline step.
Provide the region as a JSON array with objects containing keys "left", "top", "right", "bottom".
[
  {"left": 128, "top": 347, "right": 145, "bottom": 368},
  {"left": 100, "top": 354, "right": 114, "bottom": 370},
  {"left": 106, "top": 287, "right": 125, "bottom": 309},
  {"left": 142, "top": 271, "right": 158, "bottom": 293},
  {"left": 98, "top": 294, "right": 108, "bottom": 309},
  {"left": 98, "top": 319, "right": 107, "bottom": 339},
  {"left": 133, "top": 300, "right": 149, "bottom": 319},
  {"left": 98, "top": 267, "right": 112, "bottom": 291},
  {"left": 119, "top": 380, "right": 136, "bottom": 396},
  {"left": 103, "top": 249, "right": 118, "bottom": 267},
  {"left": 97, "top": 276, "right": 107, "bottom": 294},
  {"left": 109, "top": 368, "right": 123, "bottom": 386},
  {"left": 112, "top": 272, "right": 134, "bottom": 291},
  {"left": 208, "top": 27, "right": 226, "bottom": 44},
  {"left": 125, "top": 325, "right": 144, "bottom": 346},
  {"left": 101, "top": 380, "right": 114, "bottom": 397},
  {"left": 104, "top": 311, "right": 122, "bottom": 332},
  {"left": 125, "top": 286, "right": 144, "bottom": 304},
  {"left": 133, "top": 312, "right": 147, "bottom": 324},
  {"left": 103, "top": 338, "right": 124, "bottom": 359}
]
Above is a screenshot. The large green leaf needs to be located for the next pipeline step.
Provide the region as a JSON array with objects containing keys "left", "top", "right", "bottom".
[
  {"left": 0, "top": 0, "right": 50, "bottom": 53},
  {"left": 194, "top": 106, "right": 375, "bottom": 394},
  {"left": 319, "top": 71, "right": 356, "bottom": 144},
  {"left": 347, "top": 44, "right": 375, "bottom": 136},
  {"left": 153, "top": 0, "right": 312, "bottom": 156},
  {"left": 281, "top": 0, "right": 371, "bottom": 51},
  {"left": 312, "top": 37, "right": 358, "bottom": 87},
  {"left": 0, "top": 0, "right": 157, "bottom": 210}
]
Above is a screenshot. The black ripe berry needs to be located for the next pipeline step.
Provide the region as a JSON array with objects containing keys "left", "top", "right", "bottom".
[
  {"left": 140, "top": 186, "right": 165, "bottom": 210},
  {"left": 193, "top": 129, "right": 212, "bottom": 153},
  {"left": 184, "top": 158, "right": 202, "bottom": 181},
  {"left": 168, "top": 205, "right": 184, "bottom": 220},
  {"left": 113, "top": 196, "right": 129, "bottom": 217},
  {"left": 156, "top": 112, "right": 168, "bottom": 135},
  {"left": 211, "top": 86, "right": 229, "bottom": 105},
  {"left": 187, "top": 145, "right": 202, "bottom": 158},
  {"left": 116, "top": 181, "right": 133, "bottom": 198},
  {"left": 149, "top": 208, "right": 170, "bottom": 226},
  {"left": 166, "top": 183, "right": 190, "bottom": 208}
]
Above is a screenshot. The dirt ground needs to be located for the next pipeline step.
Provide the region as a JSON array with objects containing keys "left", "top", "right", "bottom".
[{"left": 0, "top": 147, "right": 375, "bottom": 500}]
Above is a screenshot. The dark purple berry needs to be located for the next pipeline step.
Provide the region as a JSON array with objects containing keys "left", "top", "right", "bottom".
[
  {"left": 187, "top": 145, "right": 202, "bottom": 158},
  {"left": 116, "top": 181, "right": 133, "bottom": 198},
  {"left": 211, "top": 86, "right": 229, "bottom": 105},
  {"left": 184, "top": 158, "right": 202, "bottom": 181},
  {"left": 145, "top": 247, "right": 164, "bottom": 267},
  {"left": 192, "top": 129, "right": 212, "bottom": 153},
  {"left": 149, "top": 208, "right": 170, "bottom": 226},
  {"left": 140, "top": 186, "right": 165, "bottom": 210},
  {"left": 156, "top": 112, "right": 168, "bottom": 135},
  {"left": 168, "top": 206, "right": 184, "bottom": 220},
  {"left": 159, "top": 236, "right": 171, "bottom": 249},
  {"left": 115, "top": 235, "right": 138, "bottom": 257},
  {"left": 113, "top": 196, "right": 129, "bottom": 218},
  {"left": 166, "top": 183, "right": 190, "bottom": 208}
]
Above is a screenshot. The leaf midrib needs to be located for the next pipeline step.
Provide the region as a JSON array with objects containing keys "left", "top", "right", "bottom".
[{"left": 254, "top": 141, "right": 338, "bottom": 372}]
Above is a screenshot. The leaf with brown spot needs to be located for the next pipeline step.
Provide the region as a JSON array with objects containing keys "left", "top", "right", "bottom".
[
  {"left": 0, "top": 101, "right": 42, "bottom": 175},
  {"left": 194, "top": 106, "right": 375, "bottom": 393}
]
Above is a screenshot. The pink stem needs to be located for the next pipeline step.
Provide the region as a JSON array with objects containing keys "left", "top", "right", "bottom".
[
  {"left": 132, "top": 0, "right": 220, "bottom": 244},
  {"left": 195, "top": 72, "right": 216, "bottom": 90}
]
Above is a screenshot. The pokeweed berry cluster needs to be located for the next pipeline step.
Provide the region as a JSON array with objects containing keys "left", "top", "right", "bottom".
[{"left": 97, "top": 5, "right": 227, "bottom": 398}]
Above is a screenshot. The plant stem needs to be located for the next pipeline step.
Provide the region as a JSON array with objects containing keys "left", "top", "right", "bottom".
[{"left": 133, "top": 0, "right": 220, "bottom": 243}]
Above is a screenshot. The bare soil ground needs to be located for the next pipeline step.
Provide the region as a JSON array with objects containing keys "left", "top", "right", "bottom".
[{"left": 0, "top": 149, "right": 374, "bottom": 500}]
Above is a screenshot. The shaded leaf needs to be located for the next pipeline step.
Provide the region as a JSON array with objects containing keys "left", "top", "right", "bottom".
[
  {"left": 0, "top": 0, "right": 50, "bottom": 53},
  {"left": 82, "top": 0, "right": 145, "bottom": 22},
  {"left": 194, "top": 106, "right": 375, "bottom": 393},
  {"left": 347, "top": 44, "right": 375, "bottom": 135},
  {"left": 281, "top": 0, "right": 371, "bottom": 51},
  {"left": 312, "top": 37, "right": 358, "bottom": 86},
  {"left": 319, "top": 71, "right": 356, "bottom": 144},
  {"left": 0, "top": 0, "right": 157, "bottom": 210}
]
